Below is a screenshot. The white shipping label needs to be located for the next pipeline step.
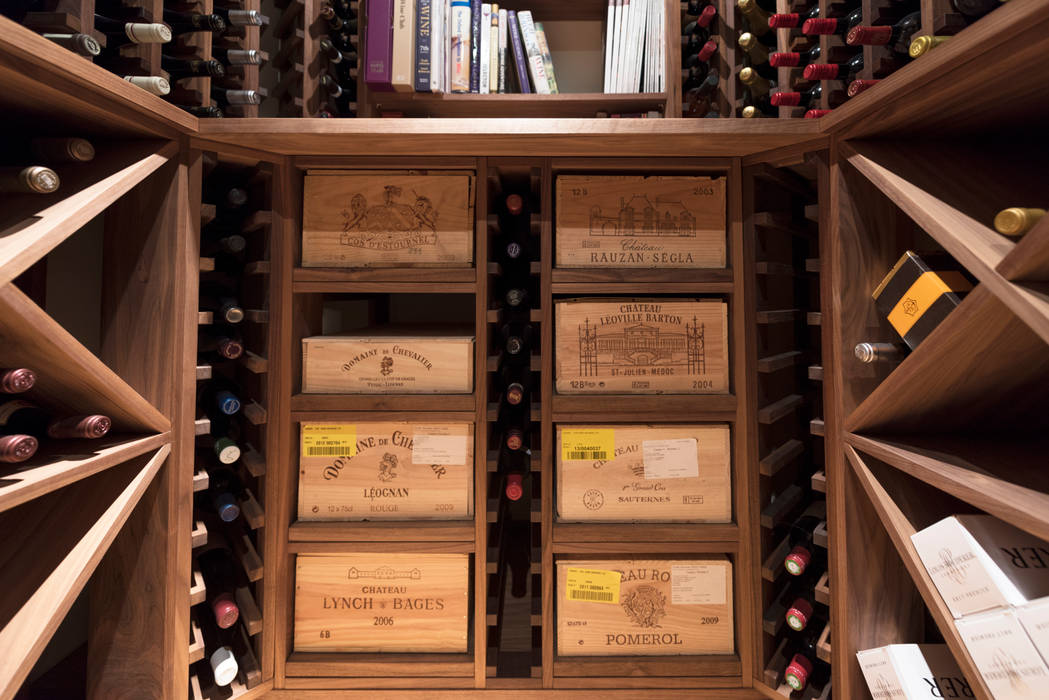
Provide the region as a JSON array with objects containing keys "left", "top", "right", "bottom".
[
  {"left": 412, "top": 431, "right": 469, "bottom": 465},
  {"left": 643, "top": 439, "right": 699, "bottom": 480},
  {"left": 672, "top": 564, "right": 727, "bottom": 605}
]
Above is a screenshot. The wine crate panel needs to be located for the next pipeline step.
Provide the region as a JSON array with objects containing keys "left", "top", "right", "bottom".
[
  {"left": 555, "top": 175, "right": 727, "bottom": 269},
  {"left": 294, "top": 553, "right": 470, "bottom": 653},
  {"left": 298, "top": 421, "right": 475, "bottom": 520},
  {"left": 302, "top": 328, "right": 475, "bottom": 394},
  {"left": 555, "top": 424, "right": 731, "bottom": 523},
  {"left": 302, "top": 171, "right": 476, "bottom": 267},
  {"left": 555, "top": 298, "right": 729, "bottom": 394},
  {"left": 556, "top": 558, "right": 734, "bottom": 656}
]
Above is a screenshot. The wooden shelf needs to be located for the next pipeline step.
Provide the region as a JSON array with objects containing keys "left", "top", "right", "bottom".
[
  {"left": 551, "top": 393, "right": 737, "bottom": 422},
  {"left": 0, "top": 445, "right": 168, "bottom": 698},
  {"left": 0, "top": 432, "right": 169, "bottom": 513},
  {"left": 369, "top": 92, "right": 670, "bottom": 119},
  {"left": 293, "top": 267, "right": 477, "bottom": 289},
  {"left": 844, "top": 445, "right": 993, "bottom": 700},
  {"left": 846, "top": 285, "right": 1049, "bottom": 435},
  {"left": 847, "top": 432, "right": 1049, "bottom": 543},
  {"left": 290, "top": 393, "right": 477, "bottom": 415},
  {"left": 285, "top": 652, "right": 475, "bottom": 677},
  {"left": 0, "top": 140, "right": 177, "bottom": 288},
  {"left": 841, "top": 140, "right": 1049, "bottom": 346},
  {"left": 288, "top": 520, "right": 475, "bottom": 543},
  {"left": 552, "top": 522, "right": 738, "bottom": 545},
  {"left": 552, "top": 654, "right": 741, "bottom": 679},
  {"left": 550, "top": 268, "right": 734, "bottom": 294},
  {"left": 0, "top": 284, "right": 170, "bottom": 434},
  {"left": 759, "top": 440, "right": 804, "bottom": 477}
]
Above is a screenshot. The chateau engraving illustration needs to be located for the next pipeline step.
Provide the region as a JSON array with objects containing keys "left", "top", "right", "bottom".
[
  {"left": 588, "top": 195, "right": 698, "bottom": 238},
  {"left": 578, "top": 316, "right": 706, "bottom": 376},
  {"left": 621, "top": 585, "right": 667, "bottom": 628},
  {"left": 339, "top": 185, "right": 440, "bottom": 250},
  {"left": 347, "top": 565, "right": 423, "bottom": 581}
]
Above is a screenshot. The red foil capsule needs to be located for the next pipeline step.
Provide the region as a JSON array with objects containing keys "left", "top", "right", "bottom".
[
  {"left": 803, "top": 63, "right": 841, "bottom": 80},
  {"left": 802, "top": 18, "right": 838, "bottom": 35},
  {"left": 505, "top": 429, "right": 524, "bottom": 451},
  {"left": 212, "top": 592, "right": 240, "bottom": 629},
  {"left": 48, "top": 414, "right": 112, "bottom": 439},
  {"left": 848, "top": 79, "right": 880, "bottom": 97},
  {"left": 697, "top": 40, "right": 718, "bottom": 62},
  {"left": 505, "top": 474, "right": 523, "bottom": 502},
  {"left": 505, "top": 194, "right": 524, "bottom": 215},
  {"left": 785, "top": 654, "right": 814, "bottom": 691},
  {"left": 0, "top": 368, "right": 35, "bottom": 393},
  {"left": 768, "top": 12, "right": 799, "bottom": 28},
  {"left": 0, "top": 434, "right": 38, "bottom": 463},
  {"left": 769, "top": 52, "right": 801, "bottom": 68},
  {"left": 770, "top": 91, "right": 802, "bottom": 107},
  {"left": 698, "top": 3, "right": 717, "bottom": 27},
  {"left": 805, "top": 109, "right": 833, "bottom": 118},
  {"left": 786, "top": 598, "right": 814, "bottom": 631},
  {"left": 848, "top": 24, "right": 893, "bottom": 45}
]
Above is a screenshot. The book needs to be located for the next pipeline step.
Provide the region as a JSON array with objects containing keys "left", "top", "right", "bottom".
[
  {"left": 415, "top": 0, "right": 432, "bottom": 91},
  {"left": 365, "top": 0, "right": 394, "bottom": 91},
  {"left": 450, "top": 0, "right": 471, "bottom": 92},
  {"left": 609, "top": 0, "right": 623, "bottom": 92},
  {"left": 479, "top": 4, "right": 491, "bottom": 94},
  {"left": 497, "top": 8, "right": 508, "bottom": 93},
  {"left": 516, "top": 10, "right": 549, "bottom": 94},
  {"left": 603, "top": 0, "right": 614, "bottom": 92},
  {"left": 533, "top": 22, "right": 557, "bottom": 94},
  {"left": 391, "top": 0, "right": 415, "bottom": 92},
  {"left": 489, "top": 5, "right": 499, "bottom": 93},
  {"left": 469, "top": 0, "right": 481, "bottom": 92},
  {"left": 506, "top": 11, "right": 530, "bottom": 93}
]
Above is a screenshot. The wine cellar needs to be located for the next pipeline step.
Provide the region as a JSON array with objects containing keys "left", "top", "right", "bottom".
[{"left": 1, "top": 0, "right": 1048, "bottom": 697}]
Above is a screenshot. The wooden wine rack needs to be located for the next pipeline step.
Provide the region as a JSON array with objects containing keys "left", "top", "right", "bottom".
[{"left": 0, "top": 0, "right": 1047, "bottom": 697}]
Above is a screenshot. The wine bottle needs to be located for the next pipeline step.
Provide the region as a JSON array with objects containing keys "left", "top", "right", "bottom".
[
  {"left": 685, "top": 0, "right": 710, "bottom": 15},
  {"left": 854, "top": 342, "right": 905, "bottom": 363},
  {"left": 803, "top": 53, "right": 863, "bottom": 82},
  {"left": 0, "top": 434, "right": 37, "bottom": 463},
  {"left": 0, "top": 399, "right": 111, "bottom": 438},
  {"left": 202, "top": 467, "right": 245, "bottom": 522},
  {"left": 28, "top": 137, "right": 95, "bottom": 164},
  {"left": 0, "top": 368, "right": 35, "bottom": 394},
  {"left": 328, "top": 31, "right": 359, "bottom": 55},
  {"left": 499, "top": 366, "right": 531, "bottom": 407},
  {"left": 737, "top": 0, "right": 772, "bottom": 36},
  {"left": 178, "top": 104, "right": 224, "bottom": 118},
  {"left": 738, "top": 33, "right": 774, "bottom": 78},
  {"left": 197, "top": 379, "right": 242, "bottom": 418},
  {"left": 199, "top": 325, "right": 244, "bottom": 361},
  {"left": 212, "top": 48, "right": 266, "bottom": 65},
  {"left": 784, "top": 501, "right": 826, "bottom": 576},
  {"left": 503, "top": 471, "right": 532, "bottom": 597},
  {"left": 683, "top": 41, "right": 718, "bottom": 80},
  {"left": 201, "top": 427, "right": 242, "bottom": 464},
  {"left": 847, "top": 11, "right": 921, "bottom": 56},
  {"left": 198, "top": 546, "right": 241, "bottom": 628},
  {"left": 769, "top": 43, "right": 820, "bottom": 68},
  {"left": 42, "top": 33, "right": 101, "bottom": 56},
  {"left": 909, "top": 35, "right": 949, "bottom": 58},
  {"left": 804, "top": 109, "right": 832, "bottom": 118},
  {"left": 163, "top": 55, "right": 226, "bottom": 80},
  {"left": 162, "top": 8, "right": 226, "bottom": 34},
  {"left": 320, "top": 74, "right": 352, "bottom": 100},
  {"left": 952, "top": 0, "right": 1002, "bottom": 18},
  {"left": 994, "top": 207, "right": 1045, "bottom": 237},
  {"left": 93, "top": 15, "right": 171, "bottom": 46},
  {"left": 682, "top": 4, "right": 717, "bottom": 47},
  {"left": 124, "top": 75, "right": 170, "bottom": 95},
  {"left": 847, "top": 78, "right": 880, "bottom": 96},
  {"left": 741, "top": 105, "right": 767, "bottom": 118},
  {"left": 768, "top": 4, "right": 820, "bottom": 29},
  {"left": 802, "top": 7, "right": 862, "bottom": 37},
  {"left": 211, "top": 87, "right": 262, "bottom": 106},
  {"left": 497, "top": 439, "right": 530, "bottom": 501},
  {"left": 501, "top": 322, "right": 533, "bottom": 361},
  {"left": 199, "top": 283, "right": 244, "bottom": 324},
  {"left": 201, "top": 229, "right": 246, "bottom": 257},
  {"left": 197, "top": 605, "right": 240, "bottom": 687},
  {"left": 320, "top": 4, "right": 358, "bottom": 32},
  {"left": 783, "top": 630, "right": 830, "bottom": 692},
  {"left": 741, "top": 90, "right": 774, "bottom": 117},
  {"left": 0, "top": 166, "right": 59, "bottom": 194},
  {"left": 685, "top": 71, "right": 719, "bottom": 101},
  {"left": 498, "top": 414, "right": 529, "bottom": 452},
  {"left": 214, "top": 7, "right": 265, "bottom": 26},
  {"left": 738, "top": 67, "right": 772, "bottom": 99},
  {"left": 323, "top": 0, "right": 358, "bottom": 20}
]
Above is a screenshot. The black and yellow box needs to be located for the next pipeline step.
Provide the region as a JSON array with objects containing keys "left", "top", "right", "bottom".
[{"left": 872, "top": 251, "right": 974, "bottom": 351}]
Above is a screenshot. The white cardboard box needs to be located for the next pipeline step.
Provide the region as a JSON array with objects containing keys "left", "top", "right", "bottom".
[
  {"left": 856, "top": 644, "right": 971, "bottom": 700},
  {"left": 956, "top": 608, "right": 1049, "bottom": 699},
  {"left": 1017, "top": 597, "right": 1049, "bottom": 666},
  {"left": 910, "top": 515, "right": 1049, "bottom": 619}
]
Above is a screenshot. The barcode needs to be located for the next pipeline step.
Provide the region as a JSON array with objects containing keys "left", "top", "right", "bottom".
[
  {"left": 307, "top": 447, "right": 349, "bottom": 456},
  {"left": 569, "top": 589, "right": 613, "bottom": 602},
  {"left": 568, "top": 451, "right": 607, "bottom": 460}
]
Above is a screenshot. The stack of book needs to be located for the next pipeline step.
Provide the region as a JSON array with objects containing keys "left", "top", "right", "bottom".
[
  {"left": 365, "top": 0, "right": 560, "bottom": 95},
  {"left": 602, "top": 0, "right": 664, "bottom": 94}
]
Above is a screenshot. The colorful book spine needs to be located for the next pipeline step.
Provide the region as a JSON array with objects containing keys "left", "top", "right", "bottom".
[
  {"left": 391, "top": 0, "right": 415, "bottom": 92},
  {"left": 489, "top": 4, "right": 499, "bottom": 93},
  {"left": 365, "top": 0, "right": 395, "bottom": 91},
  {"left": 506, "top": 11, "right": 530, "bottom": 93},
  {"left": 479, "top": 3, "right": 491, "bottom": 94},
  {"left": 516, "top": 10, "right": 550, "bottom": 94},
  {"left": 497, "top": 8, "right": 508, "bottom": 93},
  {"left": 450, "top": 0, "right": 471, "bottom": 92},
  {"left": 534, "top": 21, "right": 558, "bottom": 94},
  {"left": 415, "top": 0, "right": 432, "bottom": 91},
  {"left": 469, "top": 0, "right": 481, "bottom": 92}
]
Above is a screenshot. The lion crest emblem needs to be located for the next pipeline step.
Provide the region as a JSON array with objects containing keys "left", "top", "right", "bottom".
[
  {"left": 378, "top": 452, "right": 398, "bottom": 482},
  {"left": 380, "top": 355, "right": 394, "bottom": 376},
  {"left": 339, "top": 185, "right": 439, "bottom": 250},
  {"left": 620, "top": 585, "right": 666, "bottom": 628}
]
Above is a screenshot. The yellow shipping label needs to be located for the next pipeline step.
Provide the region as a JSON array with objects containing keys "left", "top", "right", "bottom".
[
  {"left": 561, "top": 429, "right": 615, "bottom": 462},
  {"left": 565, "top": 567, "right": 621, "bottom": 604},
  {"left": 302, "top": 424, "right": 357, "bottom": 458}
]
